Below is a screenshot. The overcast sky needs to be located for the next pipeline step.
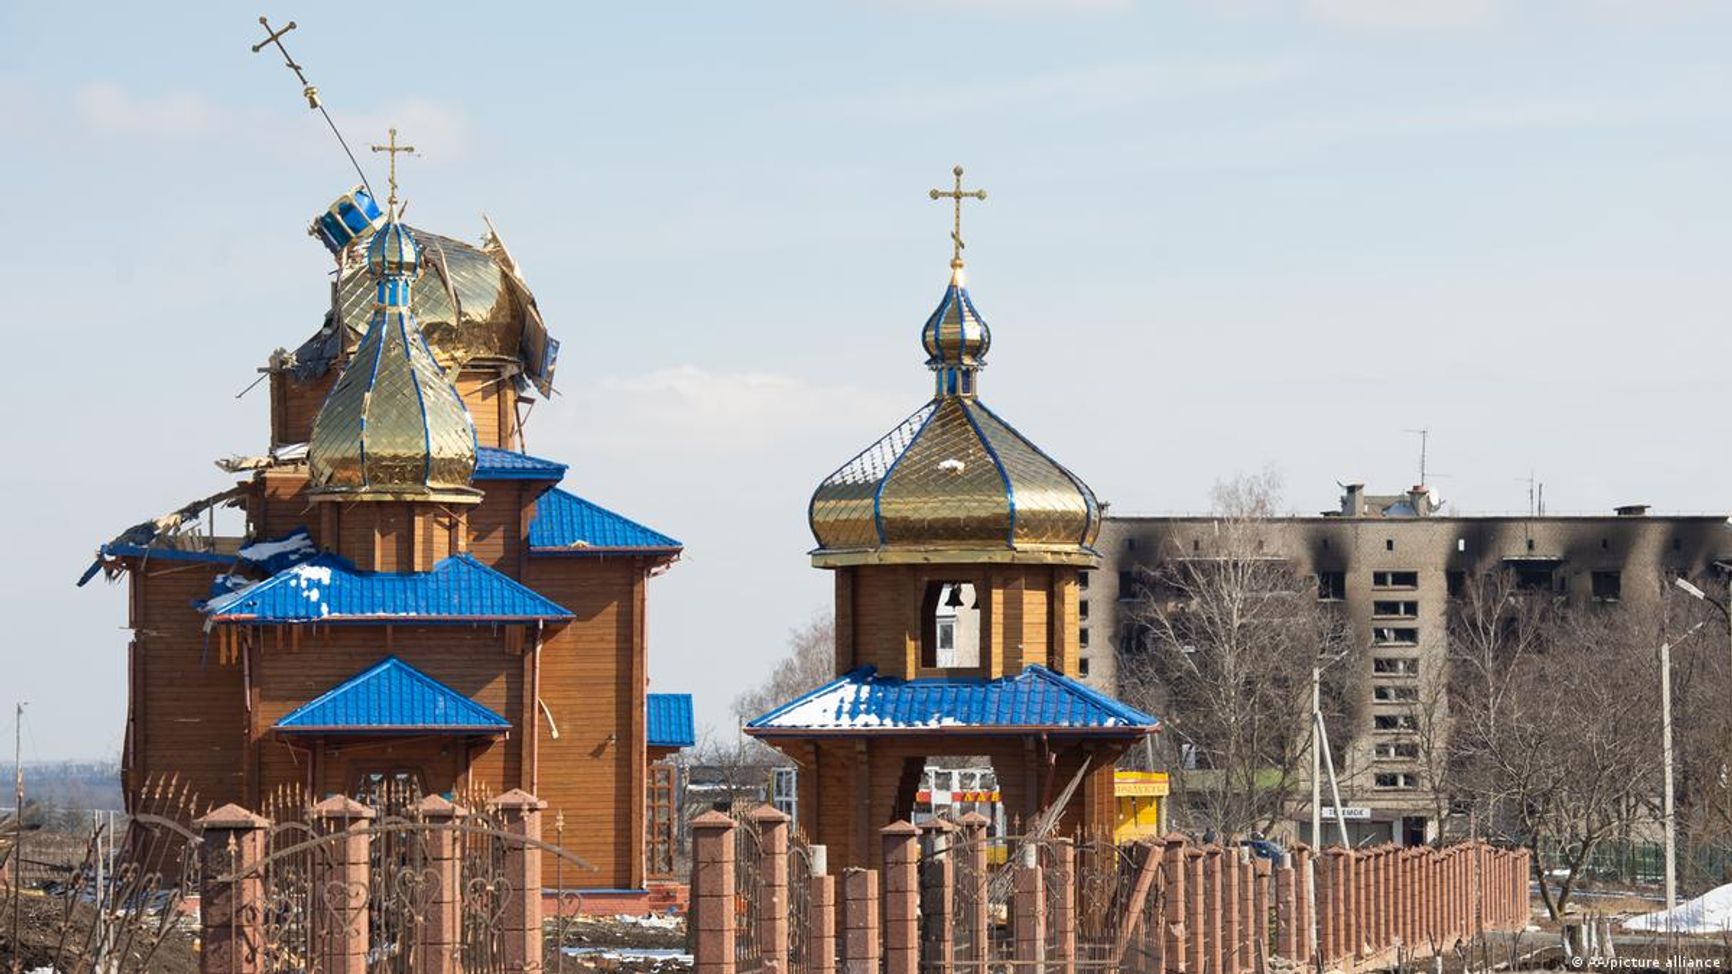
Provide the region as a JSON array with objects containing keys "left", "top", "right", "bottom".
[{"left": 3, "top": 0, "right": 1730, "bottom": 760}]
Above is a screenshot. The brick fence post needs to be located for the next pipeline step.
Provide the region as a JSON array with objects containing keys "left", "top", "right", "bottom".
[
  {"left": 1252, "top": 859, "right": 1272, "bottom": 968},
  {"left": 1237, "top": 857, "right": 1254, "bottom": 974},
  {"left": 810, "top": 846, "right": 837, "bottom": 974},
  {"left": 1051, "top": 837, "right": 1076, "bottom": 974},
  {"left": 881, "top": 821, "right": 920, "bottom": 974},
  {"left": 919, "top": 821, "right": 954, "bottom": 974},
  {"left": 1185, "top": 846, "right": 1205, "bottom": 974},
  {"left": 415, "top": 794, "right": 467, "bottom": 974},
  {"left": 196, "top": 803, "right": 269, "bottom": 974},
  {"left": 1203, "top": 846, "right": 1222, "bottom": 974},
  {"left": 751, "top": 805, "right": 793, "bottom": 974},
  {"left": 1163, "top": 835, "right": 1189, "bottom": 974},
  {"left": 958, "top": 812, "right": 990, "bottom": 967},
  {"left": 309, "top": 795, "right": 374, "bottom": 974},
  {"left": 1292, "top": 844, "right": 1314, "bottom": 964},
  {"left": 691, "top": 811, "right": 737, "bottom": 974},
  {"left": 1317, "top": 847, "right": 1342, "bottom": 964},
  {"left": 1013, "top": 844, "right": 1045, "bottom": 969},
  {"left": 1274, "top": 854, "right": 1296, "bottom": 962},
  {"left": 1222, "top": 849, "right": 1240, "bottom": 974},
  {"left": 842, "top": 868, "right": 880, "bottom": 974},
  {"left": 491, "top": 790, "right": 547, "bottom": 974}
]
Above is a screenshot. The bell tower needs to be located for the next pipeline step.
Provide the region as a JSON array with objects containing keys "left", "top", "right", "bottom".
[{"left": 748, "top": 169, "right": 1155, "bottom": 868}]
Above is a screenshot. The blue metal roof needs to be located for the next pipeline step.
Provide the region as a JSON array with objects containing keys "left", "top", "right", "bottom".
[
  {"left": 202, "top": 552, "right": 573, "bottom": 623},
  {"left": 529, "top": 487, "right": 682, "bottom": 554},
  {"left": 745, "top": 666, "right": 1159, "bottom": 734},
  {"left": 474, "top": 447, "right": 569, "bottom": 482},
  {"left": 275, "top": 656, "right": 511, "bottom": 734},
  {"left": 647, "top": 693, "right": 695, "bottom": 748}
]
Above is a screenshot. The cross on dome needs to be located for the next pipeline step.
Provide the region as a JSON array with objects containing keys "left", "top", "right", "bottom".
[
  {"left": 370, "top": 127, "right": 416, "bottom": 217},
  {"left": 928, "top": 165, "right": 987, "bottom": 282}
]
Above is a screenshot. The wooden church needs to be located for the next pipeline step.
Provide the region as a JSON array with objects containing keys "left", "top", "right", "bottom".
[
  {"left": 80, "top": 167, "right": 690, "bottom": 895},
  {"left": 744, "top": 170, "right": 1159, "bottom": 868}
]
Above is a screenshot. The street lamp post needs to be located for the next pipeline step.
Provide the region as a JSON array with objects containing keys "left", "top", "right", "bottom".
[{"left": 1660, "top": 574, "right": 1722, "bottom": 933}]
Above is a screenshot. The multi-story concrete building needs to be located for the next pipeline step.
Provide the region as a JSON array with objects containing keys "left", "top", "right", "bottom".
[{"left": 1078, "top": 483, "right": 1732, "bottom": 847}]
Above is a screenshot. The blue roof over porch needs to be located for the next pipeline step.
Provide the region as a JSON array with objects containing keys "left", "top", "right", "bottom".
[
  {"left": 274, "top": 656, "right": 512, "bottom": 734},
  {"left": 743, "top": 665, "right": 1159, "bottom": 735}
]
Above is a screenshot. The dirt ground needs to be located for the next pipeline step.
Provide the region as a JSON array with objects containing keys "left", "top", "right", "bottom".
[
  {"left": 547, "top": 912, "right": 692, "bottom": 972},
  {"left": 0, "top": 887, "right": 199, "bottom": 974}
]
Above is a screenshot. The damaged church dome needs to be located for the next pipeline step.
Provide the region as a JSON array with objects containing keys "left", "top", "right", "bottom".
[{"left": 290, "top": 186, "right": 560, "bottom": 398}]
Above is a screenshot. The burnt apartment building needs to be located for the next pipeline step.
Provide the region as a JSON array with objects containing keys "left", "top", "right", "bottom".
[{"left": 1078, "top": 482, "right": 1732, "bottom": 847}]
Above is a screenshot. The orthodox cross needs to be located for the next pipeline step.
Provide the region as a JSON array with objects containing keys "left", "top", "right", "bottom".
[
  {"left": 370, "top": 128, "right": 416, "bottom": 215},
  {"left": 929, "top": 165, "right": 987, "bottom": 269},
  {"left": 250, "top": 17, "right": 320, "bottom": 109}
]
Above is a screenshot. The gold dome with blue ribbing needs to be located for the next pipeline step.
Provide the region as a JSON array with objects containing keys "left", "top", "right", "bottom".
[
  {"left": 307, "top": 218, "right": 480, "bottom": 503},
  {"left": 807, "top": 266, "right": 1100, "bottom": 568}
]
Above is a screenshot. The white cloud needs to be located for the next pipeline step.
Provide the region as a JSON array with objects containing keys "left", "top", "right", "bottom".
[
  {"left": 66, "top": 81, "right": 470, "bottom": 161},
  {"left": 558, "top": 365, "right": 908, "bottom": 454}
]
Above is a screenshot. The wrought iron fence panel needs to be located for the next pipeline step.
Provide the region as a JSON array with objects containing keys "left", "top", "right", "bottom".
[
  {"left": 733, "top": 809, "right": 765, "bottom": 973},
  {"left": 788, "top": 832, "right": 816, "bottom": 974},
  {"left": 459, "top": 804, "right": 512, "bottom": 974}
]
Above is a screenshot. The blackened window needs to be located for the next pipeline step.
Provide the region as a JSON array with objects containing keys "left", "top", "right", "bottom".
[
  {"left": 1592, "top": 571, "right": 1621, "bottom": 602},
  {"left": 1317, "top": 572, "right": 1346, "bottom": 601}
]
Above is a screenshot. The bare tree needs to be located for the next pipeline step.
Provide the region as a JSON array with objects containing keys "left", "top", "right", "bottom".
[
  {"left": 1117, "top": 472, "right": 1361, "bottom": 838},
  {"left": 1444, "top": 570, "right": 1663, "bottom": 921},
  {"left": 732, "top": 613, "right": 835, "bottom": 726}
]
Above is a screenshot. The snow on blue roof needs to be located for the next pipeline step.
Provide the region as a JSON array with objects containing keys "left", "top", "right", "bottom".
[
  {"left": 274, "top": 656, "right": 511, "bottom": 734},
  {"left": 647, "top": 693, "right": 695, "bottom": 748},
  {"left": 745, "top": 666, "right": 1159, "bottom": 734},
  {"left": 529, "top": 487, "right": 681, "bottom": 554},
  {"left": 474, "top": 447, "right": 569, "bottom": 481},
  {"left": 202, "top": 552, "right": 572, "bottom": 623}
]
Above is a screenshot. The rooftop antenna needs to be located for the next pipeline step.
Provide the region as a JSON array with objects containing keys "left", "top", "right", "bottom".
[
  {"left": 250, "top": 16, "right": 376, "bottom": 201},
  {"left": 1403, "top": 428, "right": 1430, "bottom": 485}
]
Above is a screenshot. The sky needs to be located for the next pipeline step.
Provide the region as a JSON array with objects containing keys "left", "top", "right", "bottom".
[{"left": 2, "top": 0, "right": 1730, "bottom": 760}]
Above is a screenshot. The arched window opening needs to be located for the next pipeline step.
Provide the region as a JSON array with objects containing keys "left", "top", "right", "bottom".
[{"left": 922, "top": 581, "right": 982, "bottom": 669}]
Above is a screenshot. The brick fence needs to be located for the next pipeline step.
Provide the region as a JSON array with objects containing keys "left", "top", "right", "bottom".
[
  {"left": 195, "top": 790, "right": 556, "bottom": 974},
  {"left": 693, "top": 808, "right": 1532, "bottom": 974}
]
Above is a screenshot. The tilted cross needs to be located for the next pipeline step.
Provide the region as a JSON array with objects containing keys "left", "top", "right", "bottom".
[
  {"left": 250, "top": 16, "right": 320, "bottom": 109},
  {"left": 928, "top": 165, "right": 987, "bottom": 269},
  {"left": 370, "top": 128, "right": 416, "bottom": 215}
]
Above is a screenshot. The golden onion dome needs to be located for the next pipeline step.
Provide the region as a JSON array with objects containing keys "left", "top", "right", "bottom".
[
  {"left": 808, "top": 272, "right": 1100, "bottom": 567},
  {"left": 307, "top": 221, "right": 481, "bottom": 504},
  {"left": 365, "top": 221, "right": 421, "bottom": 277}
]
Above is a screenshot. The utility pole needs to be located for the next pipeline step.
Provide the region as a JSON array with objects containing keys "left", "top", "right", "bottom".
[
  {"left": 1311, "top": 666, "right": 1321, "bottom": 847},
  {"left": 10, "top": 701, "right": 23, "bottom": 974}
]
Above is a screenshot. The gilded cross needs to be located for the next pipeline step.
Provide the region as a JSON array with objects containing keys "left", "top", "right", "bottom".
[
  {"left": 928, "top": 165, "right": 987, "bottom": 269},
  {"left": 250, "top": 16, "right": 319, "bottom": 109},
  {"left": 370, "top": 128, "right": 416, "bottom": 216}
]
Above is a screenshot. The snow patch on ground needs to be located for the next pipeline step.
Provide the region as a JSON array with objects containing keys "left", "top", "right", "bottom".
[{"left": 1623, "top": 882, "right": 1732, "bottom": 933}]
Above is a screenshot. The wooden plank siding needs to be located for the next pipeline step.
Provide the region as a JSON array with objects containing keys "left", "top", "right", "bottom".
[
  {"left": 127, "top": 563, "right": 248, "bottom": 812},
  {"left": 523, "top": 557, "right": 650, "bottom": 891}
]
